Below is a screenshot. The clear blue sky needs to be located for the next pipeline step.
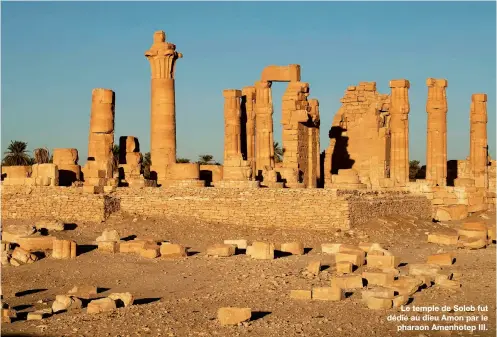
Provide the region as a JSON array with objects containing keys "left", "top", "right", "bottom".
[{"left": 2, "top": 2, "right": 495, "bottom": 165}]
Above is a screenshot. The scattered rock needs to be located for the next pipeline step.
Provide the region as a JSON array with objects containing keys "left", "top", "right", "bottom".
[
  {"left": 87, "top": 298, "right": 116, "bottom": 314},
  {"left": 217, "top": 307, "right": 251, "bottom": 326}
]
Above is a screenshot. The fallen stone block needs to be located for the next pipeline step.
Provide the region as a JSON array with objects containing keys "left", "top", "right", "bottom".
[
  {"left": 27, "top": 308, "right": 52, "bottom": 320},
  {"left": 17, "top": 236, "right": 55, "bottom": 252},
  {"left": 458, "top": 236, "right": 487, "bottom": 249},
  {"left": 362, "top": 271, "right": 394, "bottom": 286},
  {"left": 139, "top": 244, "right": 160, "bottom": 259},
  {"left": 415, "top": 275, "right": 434, "bottom": 288},
  {"left": 217, "top": 307, "right": 251, "bottom": 326},
  {"left": 108, "top": 292, "right": 134, "bottom": 307},
  {"left": 392, "top": 295, "right": 410, "bottom": 308},
  {"left": 306, "top": 261, "right": 321, "bottom": 275},
  {"left": 223, "top": 239, "right": 248, "bottom": 250},
  {"left": 361, "top": 288, "right": 395, "bottom": 301},
  {"left": 52, "top": 239, "right": 77, "bottom": 259},
  {"left": 36, "top": 220, "right": 65, "bottom": 232},
  {"left": 68, "top": 285, "right": 98, "bottom": 300},
  {"left": 312, "top": 287, "right": 344, "bottom": 301},
  {"left": 52, "top": 295, "right": 82, "bottom": 313},
  {"left": 98, "top": 241, "right": 118, "bottom": 254},
  {"left": 11, "top": 247, "right": 38, "bottom": 265},
  {"left": 457, "top": 228, "right": 487, "bottom": 240},
  {"left": 206, "top": 244, "right": 235, "bottom": 257},
  {"left": 427, "top": 231, "right": 459, "bottom": 245},
  {"left": 321, "top": 243, "right": 357, "bottom": 254},
  {"left": 367, "top": 255, "right": 400, "bottom": 269},
  {"left": 160, "top": 243, "right": 187, "bottom": 257},
  {"left": 427, "top": 253, "right": 454, "bottom": 266},
  {"left": 250, "top": 242, "right": 274, "bottom": 260},
  {"left": 336, "top": 251, "right": 365, "bottom": 267},
  {"left": 2, "top": 306, "right": 17, "bottom": 323},
  {"left": 96, "top": 229, "right": 120, "bottom": 242},
  {"left": 409, "top": 264, "right": 442, "bottom": 277},
  {"left": 336, "top": 261, "right": 353, "bottom": 274},
  {"left": 1, "top": 224, "right": 36, "bottom": 243},
  {"left": 437, "top": 279, "right": 461, "bottom": 290},
  {"left": 389, "top": 276, "right": 423, "bottom": 296},
  {"left": 435, "top": 205, "right": 468, "bottom": 221},
  {"left": 462, "top": 222, "right": 488, "bottom": 231},
  {"left": 488, "top": 227, "right": 496, "bottom": 241},
  {"left": 87, "top": 298, "right": 116, "bottom": 314},
  {"left": 366, "top": 296, "right": 393, "bottom": 310},
  {"left": 434, "top": 272, "right": 453, "bottom": 285},
  {"left": 290, "top": 290, "right": 312, "bottom": 300},
  {"left": 359, "top": 242, "right": 392, "bottom": 256},
  {"left": 280, "top": 242, "right": 304, "bottom": 255},
  {"left": 331, "top": 275, "right": 364, "bottom": 289},
  {"left": 382, "top": 268, "right": 400, "bottom": 277},
  {"left": 119, "top": 240, "right": 148, "bottom": 253}
]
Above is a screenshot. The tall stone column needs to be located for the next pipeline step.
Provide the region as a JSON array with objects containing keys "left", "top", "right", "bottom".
[
  {"left": 425, "top": 78, "right": 448, "bottom": 186},
  {"left": 242, "top": 86, "right": 256, "bottom": 174},
  {"left": 254, "top": 80, "right": 274, "bottom": 174},
  {"left": 309, "top": 99, "right": 321, "bottom": 187},
  {"left": 145, "top": 31, "right": 183, "bottom": 181},
  {"left": 223, "top": 89, "right": 243, "bottom": 163},
  {"left": 84, "top": 88, "right": 115, "bottom": 183},
  {"left": 389, "top": 79, "right": 410, "bottom": 186},
  {"left": 470, "top": 93, "right": 488, "bottom": 188}
]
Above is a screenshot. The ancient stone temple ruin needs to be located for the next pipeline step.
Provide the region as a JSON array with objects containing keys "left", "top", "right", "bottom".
[{"left": 1, "top": 29, "right": 495, "bottom": 228}]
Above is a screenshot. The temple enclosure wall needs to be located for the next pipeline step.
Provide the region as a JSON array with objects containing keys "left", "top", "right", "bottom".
[{"left": 1, "top": 186, "right": 431, "bottom": 229}]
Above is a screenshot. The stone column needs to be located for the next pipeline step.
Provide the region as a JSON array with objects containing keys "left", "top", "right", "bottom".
[
  {"left": 242, "top": 86, "right": 256, "bottom": 174},
  {"left": 145, "top": 31, "right": 183, "bottom": 182},
  {"left": 308, "top": 99, "right": 321, "bottom": 187},
  {"left": 223, "top": 89, "right": 243, "bottom": 163},
  {"left": 470, "top": 93, "right": 488, "bottom": 188},
  {"left": 254, "top": 81, "right": 274, "bottom": 174},
  {"left": 83, "top": 88, "right": 115, "bottom": 186},
  {"left": 389, "top": 79, "right": 410, "bottom": 186},
  {"left": 425, "top": 78, "right": 448, "bottom": 186}
]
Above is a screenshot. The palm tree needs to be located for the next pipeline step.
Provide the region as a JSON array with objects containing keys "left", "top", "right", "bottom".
[
  {"left": 33, "top": 147, "right": 50, "bottom": 164},
  {"left": 198, "top": 154, "right": 214, "bottom": 165},
  {"left": 112, "top": 145, "right": 120, "bottom": 173},
  {"left": 273, "top": 142, "right": 283, "bottom": 163},
  {"left": 2, "top": 141, "right": 32, "bottom": 166},
  {"left": 409, "top": 160, "right": 420, "bottom": 181},
  {"left": 177, "top": 158, "right": 191, "bottom": 163}
]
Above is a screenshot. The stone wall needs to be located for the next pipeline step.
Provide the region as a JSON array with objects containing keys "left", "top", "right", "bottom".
[
  {"left": 1, "top": 186, "right": 119, "bottom": 223},
  {"left": 1, "top": 185, "right": 431, "bottom": 230}
]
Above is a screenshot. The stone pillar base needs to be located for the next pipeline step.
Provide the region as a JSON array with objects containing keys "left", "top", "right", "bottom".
[
  {"left": 261, "top": 182, "right": 285, "bottom": 189},
  {"left": 125, "top": 178, "right": 157, "bottom": 188},
  {"left": 216, "top": 181, "right": 260, "bottom": 189}
]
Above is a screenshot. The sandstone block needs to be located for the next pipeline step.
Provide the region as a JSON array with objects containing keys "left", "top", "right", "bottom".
[
  {"left": 409, "top": 264, "right": 442, "bottom": 277},
  {"left": 312, "top": 287, "right": 344, "bottom": 301},
  {"left": 36, "top": 220, "right": 65, "bottom": 231},
  {"left": 68, "top": 285, "right": 98, "bottom": 300},
  {"left": 96, "top": 229, "right": 120, "bottom": 242},
  {"left": 362, "top": 271, "right": 394, "bottom": 286},
  {"left": 217, "top": 307, "right": 251, "bottom": 326},
  {"left": 52, "top": 239, "right": 77, "bottom": 259},
  {"left": 457, "top": 228, "right": 487, "bottom": 239},
  {"left": 17, "top": 236, "right": 55, "bottom": 251},
  {"left": 462, "top": 222, "right": 487, "bottom": 231},
  {"left": 140, "top": 244, "right": 160, "bottom": 259},
  {"left": 27, "top": 310, "right": 50, "bottom": 320},
  {"left": 11, "top": 247, "right": 38, "bottom": 264},
  {"left": 160, "top": 243, "right": 187, "bottom": 257},
  {"left": 108, "top": 292, "right": 134, "bottom": 307},
  {"left": 459, "top": 236, "right": 487, "bottom": 249},
  {"left": 331, "top": 275, "right": 364, "bottom": 289},
  {"left": 87, "top": 298, "right": 116, "bottom": 314},
  {"left": 280, "top": 242, "right": 304, "bottom": 255},
  {"left": 361, "top": 288, "right": 394, "bottom": 301},
  {"left": 389, "top": 277, "right": 423, "bottom": 296},
  {"left": 207, "top": 244, "right": 235, "bottom": 257},
  {"left": 250, "top": 242, "right": 274, "bottom": 260},
  {"left": 426, "top": 253, "right": 454, "bottom": 266},
  {"left": 366, "top": 297, "right": 393, "bottom": 310},
  {"left": 119, "top": 240, "right": 148, "bottom": 253},
  {"left": 336, "top": 261, "right": 353, "bottom": 274},
  {"left": 98, "top": 241, "right": 118, "bottom": 254},
  {"left": 367, "top": 255, "right": 400, "bottom": 269},
  {"left": 437, "top": 279, "right": 461, "bottom": 290},
  {"left": 392, "top": 295, "right": 410, "bottom": 308},
  {"left": 427, "top": 232, "right": 459, "bottom": 245},
  {"left": 290, "top": 290, "right": 312, "bottom": 300},
  {"left": 488, "top": 227, "right": 496, "bottom": 241},
  {"left": 52, "top": 295, "right": 74, "bottom": 313},
  {"left": 435, "top": 205, "right": 468, "bottom": 221},
  {"left": 321, "top": 243, "right": 356, "bottom": 254},
  {"left": 223, "top": 239, "right": 248, "bottom": 250},
  {"left": 336, "top": 251, "right": 364, "bottom": 266},
  {"left": 306, "top": 261, "right": 321, "bottom": 275}
]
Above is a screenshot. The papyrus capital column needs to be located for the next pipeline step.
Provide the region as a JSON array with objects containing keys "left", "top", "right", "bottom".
[
  {"left": 223, "top": 89, "right": 243, "bottom": 163},
  {"left": 242, "top": 86, "right": 256, "bottom": 174},
  {"left": 145, "top": 30, "right": 183, "bottom": 181},
  {"left": 254, "top": 80, "right": 274, "bottom": 174},
  {"left": 470, "top": 93, "right": 488, "bottom": 188},
  {"left": 426, "top": 78, "right": 448, "bottom": 186},
  {"left": 389, "top": 79, "right": 410, "bottom": 186}
]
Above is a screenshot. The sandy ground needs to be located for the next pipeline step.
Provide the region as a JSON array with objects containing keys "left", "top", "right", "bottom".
[{"left": 1, "top": 210, "right": 496, "bottom": 337}]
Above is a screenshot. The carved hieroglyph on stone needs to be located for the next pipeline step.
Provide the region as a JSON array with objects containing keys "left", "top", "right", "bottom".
[
  {"left": 254, "top": 81, "right": 274, "bottom": 175},
  {"left": 470, "top": 93, "right": 489, "bottom": 188},
  {"left": 388, "top": 80, "right": 410, "bottom": 187},
  {"left": 145, "top": 31, "right": 183, "bottom": 183},
  {"left": 426, "top": 78, "right": 448, "bottom": 186},
  {"left": 82, "top": 88, "right": 116, "bottom": 187}
]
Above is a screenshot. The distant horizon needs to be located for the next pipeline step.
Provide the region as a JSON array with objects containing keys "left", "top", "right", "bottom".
[{"left": 2, "top": 2, "right": 495, "bottom": 167}]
